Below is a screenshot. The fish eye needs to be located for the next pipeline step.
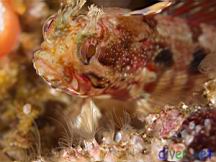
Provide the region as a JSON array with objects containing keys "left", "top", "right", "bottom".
[{"left": 79, "top": 37, "right": 97, "bottom": 65}]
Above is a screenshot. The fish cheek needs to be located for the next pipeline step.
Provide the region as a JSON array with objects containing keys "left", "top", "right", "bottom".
[{"left": 84, "top": 73, "right": 109, "bottom": 89}]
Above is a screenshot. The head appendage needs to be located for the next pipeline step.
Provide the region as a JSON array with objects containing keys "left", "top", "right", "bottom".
[
  {"left": 64, "top": 0, "right": 86, "bottom": 10},
  {"left": 127, "top": 0, "right": 173, "bottom": 16},
  {"left": 82, "top": 5, "right": 104, "bottom": 35},
  {"left": 58, "top": 0, "right": 87, "bottom": 25}
]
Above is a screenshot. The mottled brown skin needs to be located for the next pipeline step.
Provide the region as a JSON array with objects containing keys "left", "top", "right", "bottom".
[
  {"left": 34, "top": 1, "right": 215, "bottom": 103},
  {"left": 82, "top": 15, "right": 161, "bottom": 99}
]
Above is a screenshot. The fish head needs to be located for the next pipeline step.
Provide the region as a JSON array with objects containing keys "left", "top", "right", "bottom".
[{"left": 33, "top": 0, "right": 121, "bottom": 97}]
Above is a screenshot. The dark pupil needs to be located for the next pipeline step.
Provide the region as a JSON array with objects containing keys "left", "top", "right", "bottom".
[
  {"left": 79, "top": 39, "right": 96, "bottom": 65},
  {"left": 88, "top": 45, "right": 96, "bottom": 59}
]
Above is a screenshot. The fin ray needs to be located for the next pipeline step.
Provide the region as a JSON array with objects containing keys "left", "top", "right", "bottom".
[
  {"left": 167, "top": 0, "right": 216, "bottom": 25},
  {"left": 126, "top": 1, "right": 173, "bottom": 16}
]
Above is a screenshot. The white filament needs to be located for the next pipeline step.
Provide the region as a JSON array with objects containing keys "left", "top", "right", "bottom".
[{"left": 126, "top": 1, "right": 172, "bottom": 16}]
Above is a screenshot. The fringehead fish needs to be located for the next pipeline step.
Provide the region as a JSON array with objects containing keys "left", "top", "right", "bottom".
[{"left": 33, "top": 0, "right": 216, "bottom": 105}]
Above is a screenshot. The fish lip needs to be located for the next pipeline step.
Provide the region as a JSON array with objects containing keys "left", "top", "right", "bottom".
[
  {"left": 33, "top": 54, "right": 126, "bottom": 98},
  {"left": 33, "top": 52, "right": 92, "bottom": 96},
  {"left": 33, "top": 56, "right": 61, "bottom": 84}
]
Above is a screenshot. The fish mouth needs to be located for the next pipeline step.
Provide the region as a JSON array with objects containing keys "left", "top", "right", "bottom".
[
  {"left": 33, "top": 51, "right": 82, "bottom": 96},
  {"left": 33, "top": 50, "right": 105, "bottom": 97}
]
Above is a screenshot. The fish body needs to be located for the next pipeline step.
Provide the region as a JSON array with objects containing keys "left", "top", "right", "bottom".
[{"left": 34, "top": 0, "right": 216, "bottom": 104}]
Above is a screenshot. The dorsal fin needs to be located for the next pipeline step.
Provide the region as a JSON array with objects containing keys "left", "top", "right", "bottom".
[
  {"left": 126, "top": 1, "right": 173, "bottom": 16},
  {"left": 127, "top": 1, "right": 216, "bottom": 26},
  {"left": 165, "top": 0, "right": 216, "bottom": 26}
]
